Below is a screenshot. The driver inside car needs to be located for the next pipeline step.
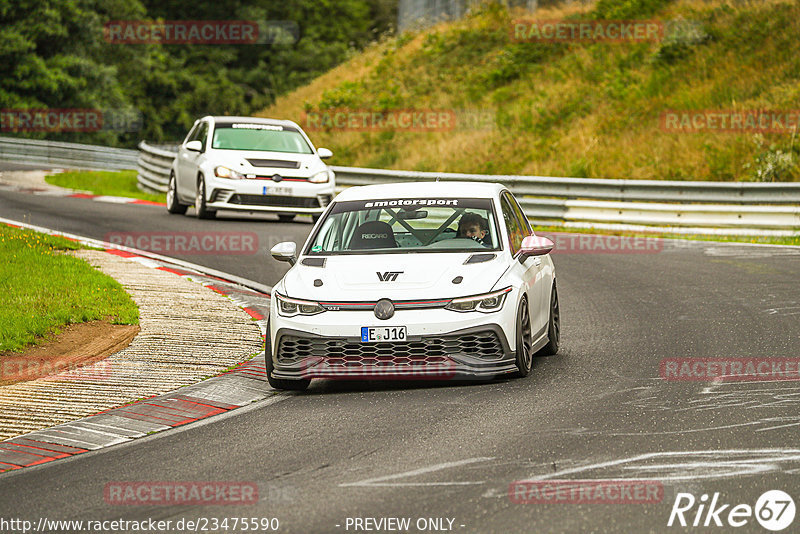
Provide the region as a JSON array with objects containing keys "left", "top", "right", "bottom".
[{"left": 457, "top": 212, "right": 490, "bottom": 247}]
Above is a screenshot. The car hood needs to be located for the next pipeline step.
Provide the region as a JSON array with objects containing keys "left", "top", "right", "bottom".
[
  {"left": 209, "top": 149, "right": 327, "bottom": 177},
  {"left": 282, "top": 253, "right": 508, "bottom": 302}
]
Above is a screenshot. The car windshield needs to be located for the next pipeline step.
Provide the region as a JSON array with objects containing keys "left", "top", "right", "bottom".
[
  {"left": 305, "top": 198, "right": 502, "bottom": 255},
  {"left": 211, "top": 122, "right": 313, "bottom": 153}
]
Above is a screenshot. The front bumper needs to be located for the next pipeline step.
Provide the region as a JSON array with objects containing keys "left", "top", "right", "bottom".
[
  {"left": 205, "top": 177, "right": 334, "bottom": 214},
  {"left": 269, "top": 323, "right": 517, "bottom": 380}
]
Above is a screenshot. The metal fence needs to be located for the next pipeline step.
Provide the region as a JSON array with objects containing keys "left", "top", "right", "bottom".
[
  {"left": 137, "top": 142, "right": 800, "bottom": 234},
  {"left": 0, "top": 136, "right": 138, "bottom": 171}
]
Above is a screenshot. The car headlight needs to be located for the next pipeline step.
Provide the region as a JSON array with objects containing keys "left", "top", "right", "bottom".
[
  {"left": 215, "top": 166, "right": 245, "bottom": 179},
  {"left": 309, "top": 170, "right": 331, "bottom": 183},
  {"left": 445, "top": 287, "right": 512, "bottom": 313},
  {"left": 275, "top": 293, "right": 326, "bottom": 317}
]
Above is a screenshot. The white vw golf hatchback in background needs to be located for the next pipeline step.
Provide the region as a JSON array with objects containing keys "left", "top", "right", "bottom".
[
  {"left": 266, "top": 182, "right": 559, "bottom": 390},
  {"left": 167, "top": 116, "right": 335, "bottom": 221}
]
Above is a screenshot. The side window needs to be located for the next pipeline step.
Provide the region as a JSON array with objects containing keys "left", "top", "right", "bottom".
[
  {"left": 196, "top": 122, "right": 209, "bottom": 152},
  {"left": 505, "top": 192, "right": 532, "bottom": 235},
  {"left": 183, "top": 123, "right": 200, "bottom": 145},
  {"left": 500, "top": 196, "right": 523, "bottom": 254}
]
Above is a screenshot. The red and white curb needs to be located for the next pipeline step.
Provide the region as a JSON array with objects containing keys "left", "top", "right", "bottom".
[
  {"left": 0, "top": 219, "right": 275, "bottom": 474},
  {"left": 0, "top": 182, "right": 165, "bottom": 207}
]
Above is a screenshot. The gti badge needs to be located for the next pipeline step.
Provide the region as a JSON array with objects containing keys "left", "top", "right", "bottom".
[
  {"left": 374, "top": 299, "right": 395, "bottom": 320},
  {"left": 377, "top": 271, "right": 403, "bottom": 281}
]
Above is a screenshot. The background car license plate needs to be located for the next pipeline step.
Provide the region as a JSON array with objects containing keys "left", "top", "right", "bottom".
[
  {"left": 361, "top": 326, "right": 407, "bottom": 342},
  {"left": 263, "top": 186, "right": 291, "bottom": 195}
]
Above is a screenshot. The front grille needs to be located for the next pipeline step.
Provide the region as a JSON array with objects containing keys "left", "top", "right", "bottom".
[
  {"left": 277, "top": 331, "right": 505, "bottom": 365},
  {"left": 246, "top": 159, "right": 300, "bottom": 169},
  {"left": 228, "top": 194, "right": 320, "bottom": 208}
]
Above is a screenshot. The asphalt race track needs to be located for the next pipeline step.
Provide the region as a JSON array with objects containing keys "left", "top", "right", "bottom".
[{"left": 1, "top": 186, "right": 799, "bottom": 533}]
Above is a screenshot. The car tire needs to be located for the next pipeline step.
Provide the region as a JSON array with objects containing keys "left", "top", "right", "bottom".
[
  {"left": 312, "top": 214, "right": 321, "bottom": 223},
  {"left": 536, "top": 283, "right": 560, "bottom": 357},
  {"left": 278, "top": 214, "right": 296, "bottom": 223},
  {"left": 195, "top": 177, "right": 216, "bottom": 220},
  {"left": 513, "top": 296, "right": 533, "bottom": 378},
  {"left": 166, "top": 173, "right": 188, "bottom": 215},
  {"left": 265, "top": 323, "right": 311, "bottom": 391}
]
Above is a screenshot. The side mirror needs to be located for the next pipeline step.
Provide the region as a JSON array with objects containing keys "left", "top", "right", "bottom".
[
  {"left": 185, "top": 140, "right": 202, "bottom": 152},
  {"left": 520, "top": 235, "right": 554, "bottom": 257},
  {"left": 317, "top": 147, "right": 333, "bottom": 159},
  {"left": 271, "top": 242, "right": 297, "bottom": 265}
]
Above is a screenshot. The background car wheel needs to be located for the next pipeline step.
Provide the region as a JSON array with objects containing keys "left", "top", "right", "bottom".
[
  {"left": 278, "top": 214, "right": 296, "bottom": 223},
  {"left": 265, "top": 323, "right": 310, "bottom": 391},
  {"left": 513, "top": 297, "right": 533, "bottom": 378},
  {"left": 166, "top": 174, "right": 188, "bottom": 215},
  {"left": 195, "top": 177, "right": 216, "bottom": 220},
  {"left": 536, "top": 283, "right": 560, "bottom": 356},
  {"left": 312, "top": 214, "right": 321, "bottom": 223}
]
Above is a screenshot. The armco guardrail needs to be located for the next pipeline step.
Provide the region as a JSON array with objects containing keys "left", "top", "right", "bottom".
[
  {"left": 136, "top": 142, "right": 800, "bottom": 233},
  {"left": 0, "top": 136, "right": 138, "bottom": 170},
  {"left": 137, "top": 141, "right": 178, "bottom": 193}
]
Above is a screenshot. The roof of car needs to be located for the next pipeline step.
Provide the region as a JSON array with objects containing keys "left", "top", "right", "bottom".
[
  {"left": 334, "top": 181, "right": 506, "bottom": 202},
  {"left": 204, "top": 116, "right": 301, "bottom": 128}
]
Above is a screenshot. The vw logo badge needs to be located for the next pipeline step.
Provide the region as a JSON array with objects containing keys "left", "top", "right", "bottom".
[
  {"left": 272, "top": 174, "right": 283, "bottom": 182},
  {"left": 374, "top": 299, "right": 395, "bottom": 320}
]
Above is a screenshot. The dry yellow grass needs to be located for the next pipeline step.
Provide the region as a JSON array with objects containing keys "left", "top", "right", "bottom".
[{"left": 261, "top": 0, "right": 800, "bottom": 181}]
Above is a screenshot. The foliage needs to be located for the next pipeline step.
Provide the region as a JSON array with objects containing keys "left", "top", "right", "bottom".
[{"left": 0, "top": 0, "right": 397, "bottom": 146}]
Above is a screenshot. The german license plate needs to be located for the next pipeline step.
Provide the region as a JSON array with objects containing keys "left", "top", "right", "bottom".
[
  {"left": 361, "top": 326, "right": 407, "bottom": 342},
  {"left": 263, "top": 186, "right": 291, "bottom": 195}
]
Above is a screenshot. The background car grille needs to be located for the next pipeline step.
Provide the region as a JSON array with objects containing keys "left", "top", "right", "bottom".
[
  {"left": 277, "top": 331, "right": 505, "bottom": 365},
  {"left": 228, "top": 195, "right": 320, "bottom": 208}
]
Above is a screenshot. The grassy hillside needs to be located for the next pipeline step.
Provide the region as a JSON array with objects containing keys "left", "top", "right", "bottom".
[{"left": 260, "top": 0, "right": 800, "bottom": 181}]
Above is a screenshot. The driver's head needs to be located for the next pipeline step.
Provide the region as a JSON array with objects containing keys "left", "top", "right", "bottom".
[{"left": 458, "top": 213, "right": 488, "bottom": 240}]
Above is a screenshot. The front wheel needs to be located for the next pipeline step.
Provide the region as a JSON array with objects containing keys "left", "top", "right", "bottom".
[
  {"left": 166, "top": 173, "right": 188, "bottom": 215},
  {"left": 277, "top": 213, "right": 296, "bottom": 223},
  {"left": 265, "top": 324, "right": 310, "bottom": 391},
  {"left": 536, "top": 283, "right": 560, "bottom": 356},
  {"left": 195, "top": 177, "right": 216, "bottom": 220},
  {"left": 513, "top": 297, "right": 533, "bottom": 378}
]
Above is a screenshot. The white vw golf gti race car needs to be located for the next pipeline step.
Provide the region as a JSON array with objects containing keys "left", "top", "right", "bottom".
[
  {"left": 266, "top": 182, "right": 559, "bottom": 390},
  {"left": 166, "top": 116, "right": 335, "bottom": 221}
]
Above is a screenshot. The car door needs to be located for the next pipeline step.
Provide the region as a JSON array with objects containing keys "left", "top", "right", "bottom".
[
  {"left": 501, "top": 192, "right": 547, "bottom": 335},
  {"left": 176, "top": 121, "right": 208, "bottom": 199}
]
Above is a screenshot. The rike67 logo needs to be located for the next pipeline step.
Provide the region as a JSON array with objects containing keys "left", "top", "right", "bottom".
[{"left": 668, "top": 490, "right": 796, "bottom": 531}]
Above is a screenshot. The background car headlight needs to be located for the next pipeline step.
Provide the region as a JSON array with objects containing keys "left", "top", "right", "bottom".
[
  {"left": 445, "top": 287, "right": 512, "bottom": 313},
  {"left": 309, "top": 170, "right": 331, "bottom": 183},
  {"left": 215, "top": 166, "right": 245, "bottom": 179},
  {"left": 276, "top": 293, "right": 326, "bottom": 317}
]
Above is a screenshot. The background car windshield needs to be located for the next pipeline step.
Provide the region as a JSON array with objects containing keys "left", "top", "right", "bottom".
[
  {"left": 306, "top": 198, "right": 501, "bottom": 254},
  {"left": 211, "top": 123, "right": 313, "bottom": 153}
]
